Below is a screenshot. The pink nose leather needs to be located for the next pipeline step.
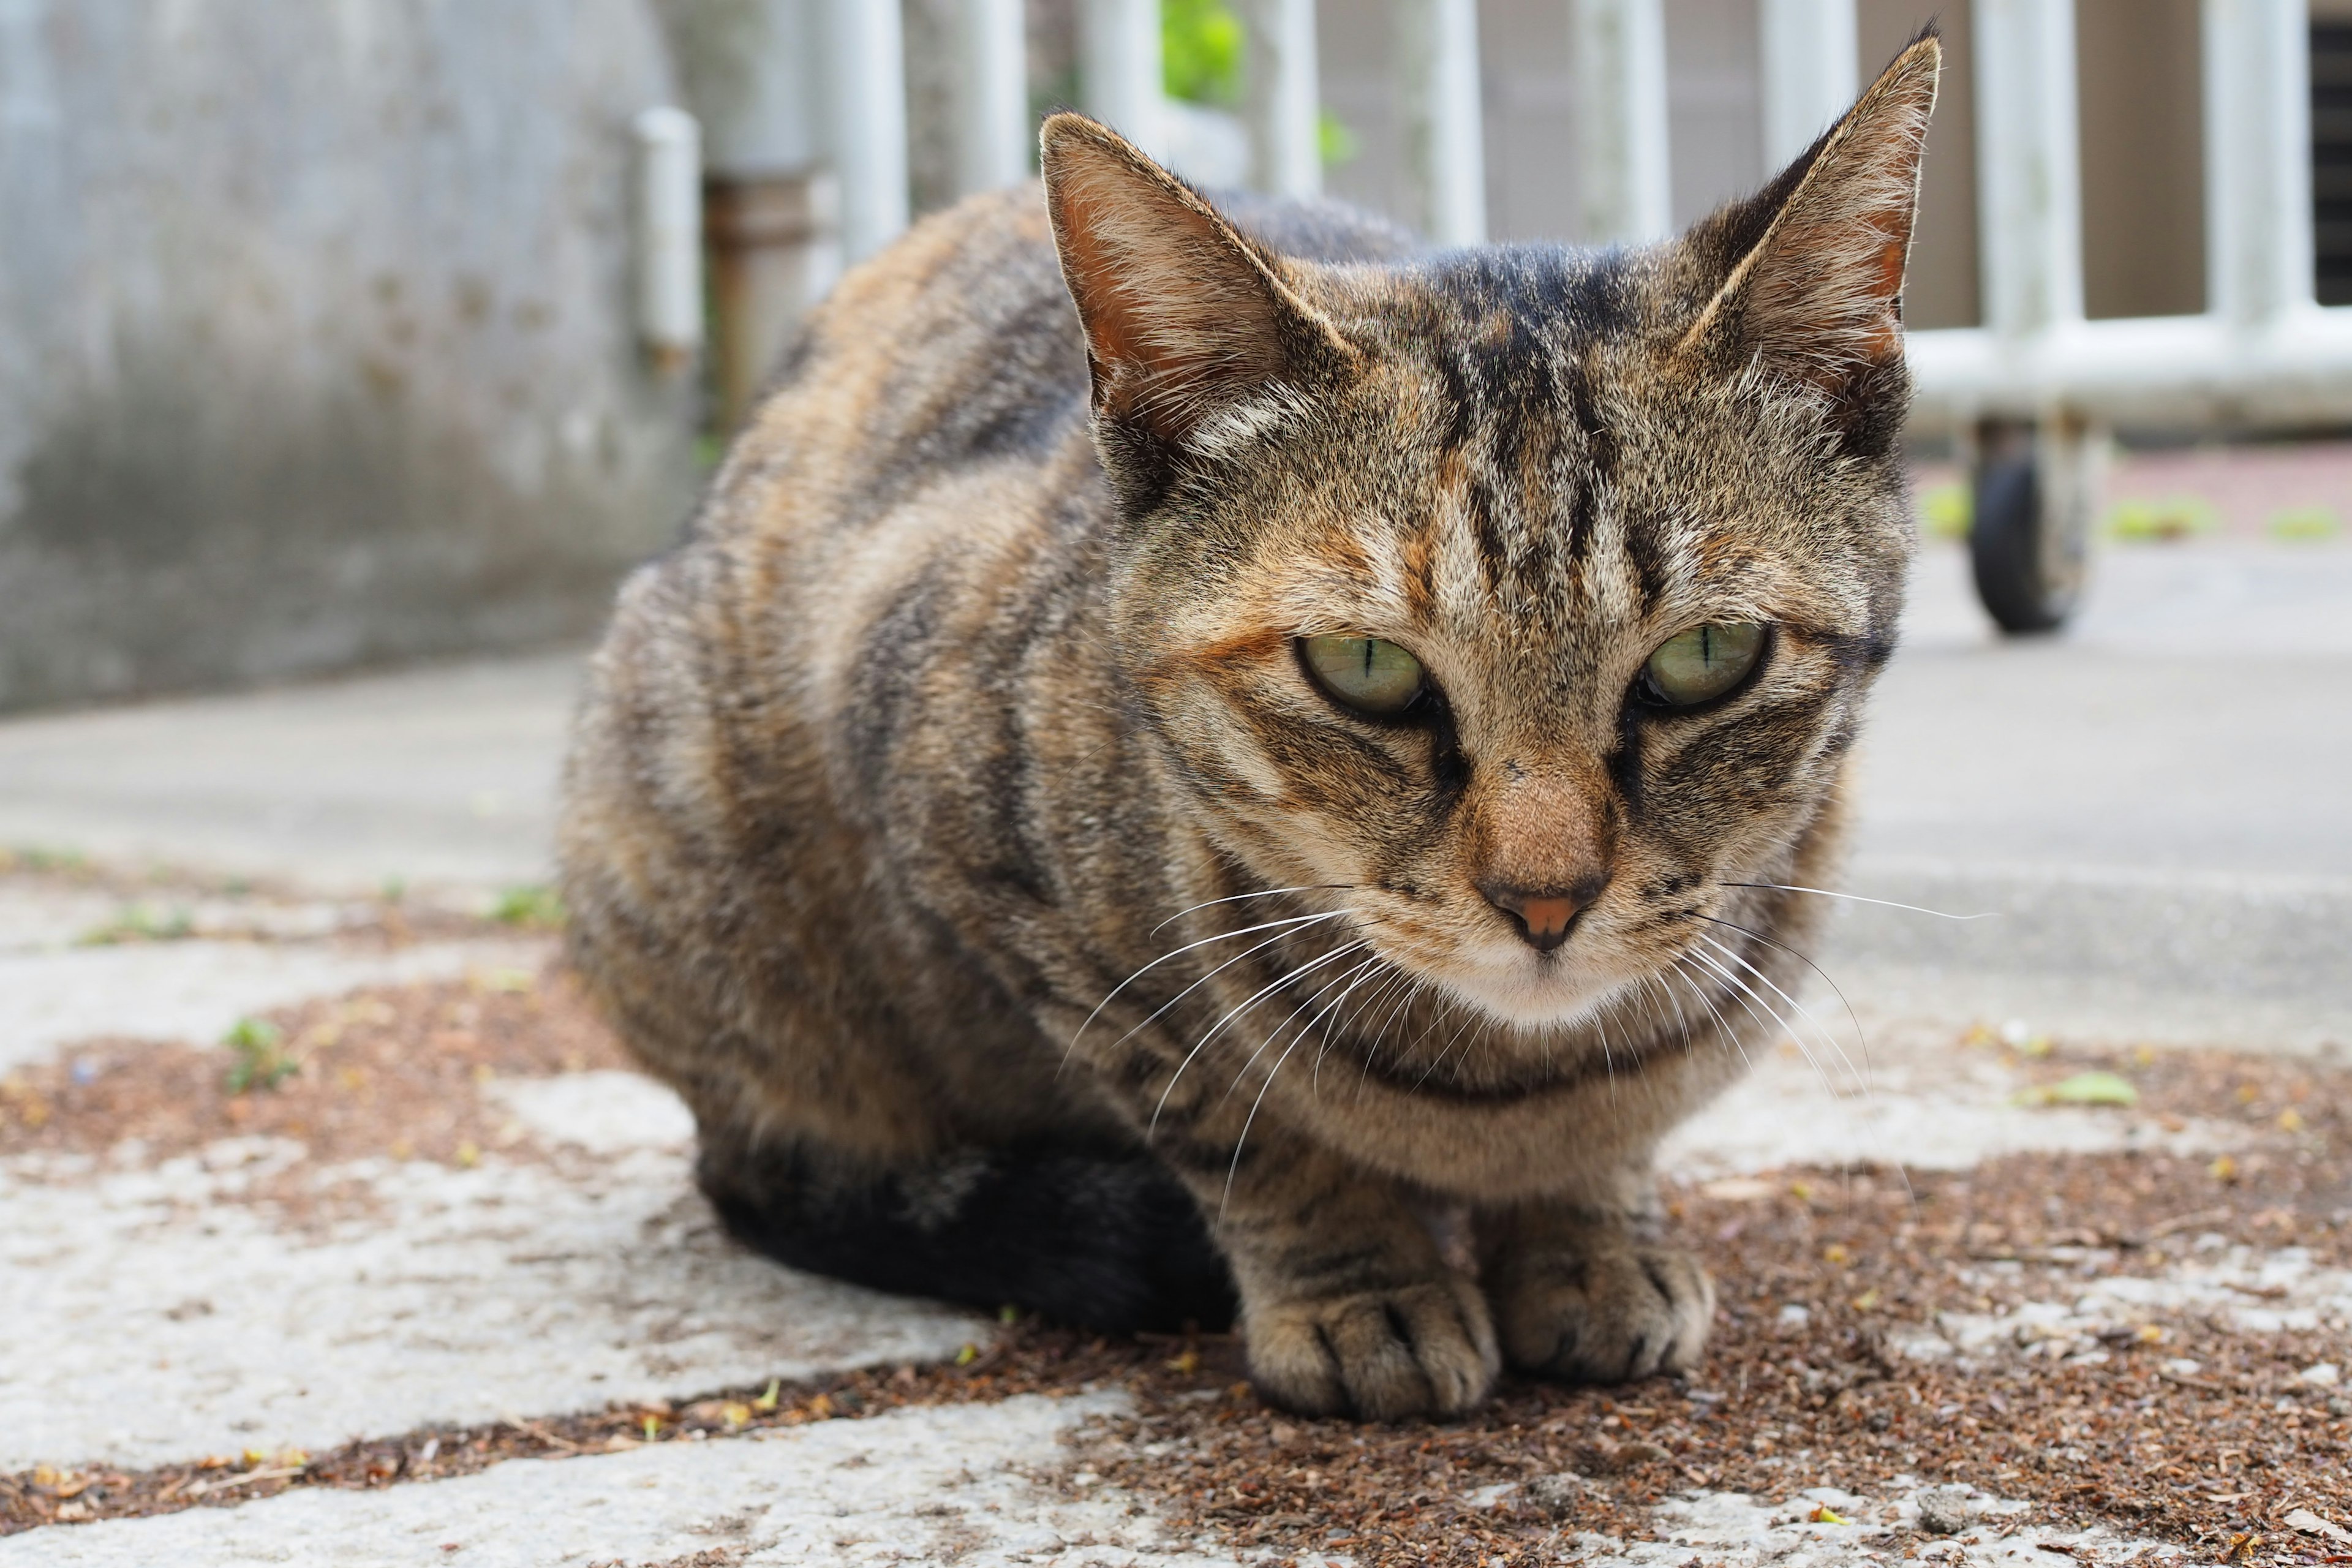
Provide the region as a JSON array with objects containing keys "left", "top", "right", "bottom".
[{"left": 1477, "top": 883, "right": 1599, "bottom": 954}]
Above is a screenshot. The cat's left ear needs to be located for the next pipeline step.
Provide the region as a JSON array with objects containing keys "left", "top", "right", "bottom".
[
  {"left": 1677, "top": 33, "right": 1940, "bottom": 414},
  {"left": 1041, "top": 114, "right": 1357, "bottom": 453}
]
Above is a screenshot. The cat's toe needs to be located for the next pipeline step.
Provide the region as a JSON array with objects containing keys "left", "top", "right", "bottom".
[
  {"left": 1246, "top": 1275, "right": 1499, "bottom": 1420},
  {"left": 1494, "top": 1239, "right": 1714, "bottom": 1384}
]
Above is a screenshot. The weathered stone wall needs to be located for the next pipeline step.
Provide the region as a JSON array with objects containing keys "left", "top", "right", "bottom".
[{"left": 0, "top": 1, "right": 697, "bottom": 712}]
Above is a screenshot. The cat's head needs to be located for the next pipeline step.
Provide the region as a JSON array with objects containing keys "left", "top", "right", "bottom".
[{"left": 1042, "top": 37, "right": 1938, "bottom": 1031}]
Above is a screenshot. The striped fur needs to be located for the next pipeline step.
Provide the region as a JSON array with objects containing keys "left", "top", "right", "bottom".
[{"left": 559, "top": 37, "right": 1940, "bottom": 1417}]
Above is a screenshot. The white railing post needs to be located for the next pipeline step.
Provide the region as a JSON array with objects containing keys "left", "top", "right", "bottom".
[
  {"left": 1572, "top": 0, "right": 1674, "bottom": 245},
  {"left": 1084, "top": 0, "right": 1166, "bottom": 159},
  {"left": 1971, "top": 0, "right": 2085, "bottom": 339},
  {"left": 1240, "top": 0, "right": 1323, "bottom": 199},
  {"left": 956, "top": 0, "right": 1033, "bottom": 195},
  {"left": 823, "top": 0, "right": 909, "bottom": 262},
  {"left": 1395, "top": 0, "right": 1487, "bottom": 245},
  {"left": 632, "top": 107, "right": 705, "bottom": 372},
  {"left": 1757, "top": 0, "right": 1858, "bottom": 168},
  {"left": 2203, "top": 0, "right": 2317, "bottom": 326}
]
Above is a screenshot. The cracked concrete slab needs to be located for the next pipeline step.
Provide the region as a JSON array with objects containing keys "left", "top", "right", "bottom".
[
  {"left": 0, "top": 1393, "right": 1242, "bottom": 1568},
  {"left": 1, "top": 1133, "right": 982, "bottom": 1471},
  {"left": 1659, "top": 1017, "right": 2244, "bottom": 1179}
]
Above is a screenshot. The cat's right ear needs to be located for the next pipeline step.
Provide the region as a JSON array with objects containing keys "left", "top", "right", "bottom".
[{"left": 1041, "top": 114, "right": 1356, "bottom": 452}]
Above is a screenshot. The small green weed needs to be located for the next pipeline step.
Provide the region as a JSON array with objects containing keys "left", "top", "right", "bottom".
[
  {"left": 492, "top": 885, "right": 566, "bottom": 930},
  {"left": 1918, "top": 482, "right": 1970, "bottom": 541},
  {"left": 224, "top": 1017, "right": 297, "bottom": 1094},
  {"left": 76, "top": 903, "right": 196, "bottom": 946},
  {"left": 2268, "top": 505, "right": 2341, "bottom": 543},
  {"left": 2105, "top": 494, "right": 2217, "bottom": 543},
  {"left": 2016, "top": 1069, "right": 2138, "bottom": 1108},
  {"left": 1318, "top": 109, "right": 1359, "bottom": 167},
  {"left": 1163, "top": 0, "right": 1243, "bottom": 105},
  {"left": 1, "top": 845, "right": 91, "bottom": 876}
]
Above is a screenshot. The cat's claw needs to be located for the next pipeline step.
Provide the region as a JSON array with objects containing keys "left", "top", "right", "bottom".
[
  {"left": 1245, "top": 1275, "right": 1499, "bottom": 1420},
  {"left": 1491, "top": 1237, "right": 1715, "bottom": 1384}
]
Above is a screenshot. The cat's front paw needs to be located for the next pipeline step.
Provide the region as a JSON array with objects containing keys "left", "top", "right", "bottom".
[
  {"left": 1245, "top": 1275, "right": 1499, "bottom": 1420},
  {"left": 1491, "top": 1235, "right": 1714, "bottom": 1384}
]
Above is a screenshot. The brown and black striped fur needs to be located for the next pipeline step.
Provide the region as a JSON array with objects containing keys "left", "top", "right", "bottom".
[{"left": 559, "top": 39, "right": 1940, "bottom": 1419}]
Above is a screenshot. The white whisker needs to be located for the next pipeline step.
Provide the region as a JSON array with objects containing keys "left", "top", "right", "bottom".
[
  {"left": 1149, "top": 938, "right": 1371, "bottom": 1137},
  {"left": 1694, "top": 931, "right": 1869, "bottom": 1101},
  {"left": 1065, "top": 908, "right": 1353, "bottom": 1071},
  {"left": 1718, "top": 881, "right": 1996, "bottom": 921},
  {"left": 1219, "top": 954, "right": 1382, "bottom": 1107},
  {"left": 1668, "top": 956, "right": 1757, "bottom": 1079},
  {"left": 1691, "top": 910, "right": 1873, "bottom": 1084},
  {"left": 1148, "top": 884, "right": 1355, "bottom": 937},
  {"left": 1680, "top": 941, "right": 1845, "bottom": 1103}
]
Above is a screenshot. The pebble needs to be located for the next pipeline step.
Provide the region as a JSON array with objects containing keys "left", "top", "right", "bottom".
[
  {"left": 1917, "top": 1487, "right": 1974, "bottom": 1536},
  {"left": 1525, "top": 1472, "right": 1590, "bottom": 1519}
]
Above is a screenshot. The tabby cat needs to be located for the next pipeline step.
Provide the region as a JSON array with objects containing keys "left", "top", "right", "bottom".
[{"left": 559, "top": 36, "right": 1939, "bottom": 1419}]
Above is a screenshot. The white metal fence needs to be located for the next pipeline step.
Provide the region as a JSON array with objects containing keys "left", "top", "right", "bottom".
[{"left": 643, "top": 0, "right": 2352, "bottom": 435}]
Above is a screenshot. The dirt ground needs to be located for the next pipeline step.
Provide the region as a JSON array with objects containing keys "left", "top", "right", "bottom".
[{"left": 7, "top": 964, "right": 2348, "bottom": 1567}]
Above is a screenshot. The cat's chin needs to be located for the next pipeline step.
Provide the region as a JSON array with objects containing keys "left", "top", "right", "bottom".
[{"left": 1424, "top": 954, "right": 1641, "bottom": 1033}]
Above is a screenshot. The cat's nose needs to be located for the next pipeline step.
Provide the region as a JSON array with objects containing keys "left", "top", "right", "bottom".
[{"left": 1477, "top": 878, "right": 1604, "bottom": 954}]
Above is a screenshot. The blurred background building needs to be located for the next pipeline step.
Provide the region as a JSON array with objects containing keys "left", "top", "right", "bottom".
[{"left": 5, "top": 0, "right": 2351, "bottom": 710}]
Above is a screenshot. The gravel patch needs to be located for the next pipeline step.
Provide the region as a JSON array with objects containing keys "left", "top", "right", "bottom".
[{"left": 7, "top": 953, "right": 2349, "bottom": 1565}]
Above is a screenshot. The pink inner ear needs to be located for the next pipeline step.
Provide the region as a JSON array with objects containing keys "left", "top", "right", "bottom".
[
  {"left": 1860, "top": 237, "right": 1907, "bottom": 359},
  {"left": 1688, "top": 37, "right": 1937, "bottom": 390},
  {"left": 1044, "top": 119, "right": 1340, "bottom": 441}
]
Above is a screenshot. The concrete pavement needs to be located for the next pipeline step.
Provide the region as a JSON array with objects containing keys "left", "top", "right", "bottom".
[{"left": 4, "top": 526, "right": 2348, "bottom": 1562}]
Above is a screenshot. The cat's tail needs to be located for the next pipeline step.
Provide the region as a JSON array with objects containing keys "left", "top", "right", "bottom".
[{"left": 695, "top": 1131, "right": 1237, "bottom": 1335}]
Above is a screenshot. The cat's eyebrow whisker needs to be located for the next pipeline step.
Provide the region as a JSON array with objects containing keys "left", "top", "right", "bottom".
[
  {"left": 1693, "top": 931, "right": 1870, "bottom": 1103},
  {"left": 1717, "top": 882, "right": 1997, "bottom": 921},
  {"left": 1149, "top": 885, "right": 1358, "bottom": 937},
  {"left": 1150, "top": 938, "right": 1371, "bottom": 1137},
  {"left": 1066, "top": 907, "right": 1354, "bottom": 1068}
]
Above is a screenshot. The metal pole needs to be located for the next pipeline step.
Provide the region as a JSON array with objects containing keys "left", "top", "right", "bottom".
[
  {"left": 1395, "top": 0, "right": 1487, "bottom": 245},
  {"left": 1084, "top": 0, "right": 1165, "bottom": 160},
  {"left": 824, "top": 0, "right": 909, "bottom": 262},
  {"left": 1967, "top": 0, "right": 2095, "bottom": 636},
  {"left": 1232, "top": 0, "right": 1326, "bottom": 201},
  {"left": 1757, "top": 0, "right": 1858, "bottom": 169},
  {"left": 956, "top": 0, "right": 1033, "bottom": 195},
  {"left": 2203, "top": 0, "right": 2317, "bottom": 326},
  {"left": 1240, "top": 0, "right": 1323, "bottom": 198},
  {"left": 633, "top": 107, "right": 705, "bottom": 374},
  {"left": 1971, "top": 0, "right": 2085, "bottom": 338},
  {"left": 1572, "top": 0, "right": 1673, "bottom": 245}
]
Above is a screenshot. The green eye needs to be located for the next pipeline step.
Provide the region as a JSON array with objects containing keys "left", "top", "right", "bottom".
[
  {"left": 1642, "top": 623, "right": 1766, "bottom": 707},
  {"left": 1300, "top": 635, "right": 1427, "bottom": 717}
]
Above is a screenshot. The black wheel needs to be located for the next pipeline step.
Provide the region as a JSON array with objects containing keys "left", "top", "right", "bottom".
[{"left": 1969, "top": 423, "right": 2092, "bottom": 635}]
